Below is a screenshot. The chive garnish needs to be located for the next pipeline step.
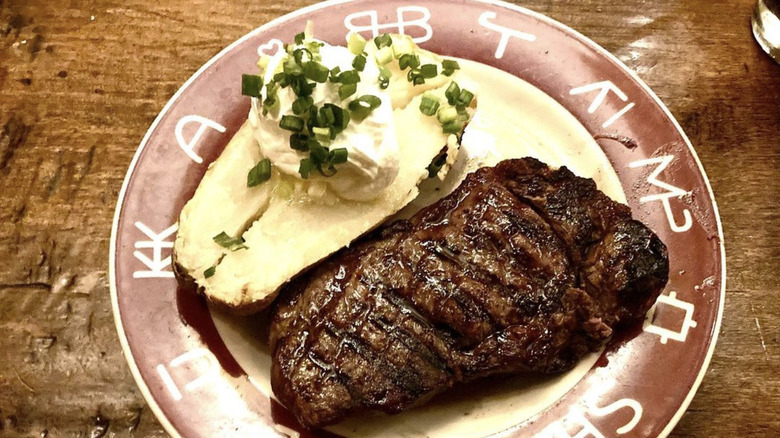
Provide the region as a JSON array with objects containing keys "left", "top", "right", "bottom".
[
  {"left": 293, "top": 48, "right": 313, "bottom": 65},
  {"left": 374, "top": 34, "right": 393, "bottom": 49},
  {"left": 204, "top": 265, "right": 216, "bottom": 278},
  {"left": 291, "top": 77, "right": 316, "bottom": 97},
  {"left": 442, "top": 59, "right": 460, "bottom": 76},
  {"left": 420, "top": 64, "right": 438, "bottom": 79},
  {"left": 213, "top": 232, "right": 248, "bottom": 251},
  {"left": 399, "top": 54, "right": 420, "bottom": 70},
  {"left": 273, "top": 72, "right": 289, "bottom": 88},
  {"left": 304, "top": 61, "right": 329, "bottom": 83},
  {"left": 442, "top": 120, "right": 465, "bottom": 134},
  {"left": 318, "top": 105, "right": 336, "bottom": 127},
  {"left": 290, "top": 133, "right": 310, "bottom": 151},
  {"left": 457, "top": 89, "right": 475, "bottom": 107},
  {"left": 283, "top": 56, "right": 303, "bottom": 76},
  {"left": 329, "top": 148, "right": 349, "bottom": 164},
  {"left": 313, "top": 126, "right": 331, "bottom": 143},
  {"left": 437, "top": 106, "right": 458, "bottom": 123},
  {"left": 349, "top": 95, "right": 382, "bottom": 121},
  {"left": 445, "top": 82, "right": 461, "bottom": 105},
  {"left": 329, "top": 66, "right": 342, "bottom": 82},
  {"left": 339, "top": 83, "right": 357, "bottom": 100},
  {"left": 336, "top": 70, "right": 361, "bottom": 85},
  {"left": 292, "top": 96, "right": 314, "bottom": 115},
  {"left": 280, "top": 115, "right": 305, "bottom": 132},
  {"left": 407, "top": 69, "right": 426, "bottom": 85},
  {"left": 419, "top": 96, "right": 440, "bottom": 116},
  {"left": 309, "top": 141, "right": 329, "bottom": 164},
  {"left": 299, "top": 158, "right": 314, "bottom": 179},
  {"left": 352, "top": 54, "right": 367, "bottom": 72},
  {"left": 247, "top": 158, "right": 272, "bottom": 187},
  {"left": 322, "top": 103, "right": 350, "bottom": 133},
  {"left": 241, "top": 74, "right": 263, "bottom": 97}
]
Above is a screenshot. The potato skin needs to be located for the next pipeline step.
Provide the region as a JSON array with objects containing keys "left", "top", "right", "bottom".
[{"left": 173, "top": 249, "right": 279, "bottom": 315}]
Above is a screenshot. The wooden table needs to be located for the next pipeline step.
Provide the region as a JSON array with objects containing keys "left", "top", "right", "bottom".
[{"left": 0, "top": 0, "right": 777, "bottom": 436}]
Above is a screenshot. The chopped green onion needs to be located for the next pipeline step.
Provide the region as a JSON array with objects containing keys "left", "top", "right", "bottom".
[
  {"left": 292, "top": 96, "right": 314, "bottom": 115},
  {"left": 309, "top": 141, "right": 329, "bottom": 164},
  {"left": 420, "top": 64, "right": 438, "bottom": 79},
  {"left": 399, "top": 54, "right": 420, "bottom": 70},
  {"left": 378, "top": 65, "right": 391, "bottom": 90},
  {"left": 419, "top": 95, "right": 440, "bottom": 116},
  {"left": 329, "top": 66, "right": 342, "bottom": 82},
  {"left": 375, "top": 47, "right": 394, "bottom": 65},
  {"left": 306, "top": 41, "right": 324, "bottom": 58},
  {"left": 437, "top": 106, "right": 458, "bottom": 123},
  {"left": 304, "top": 61, "right": 329, "bottom": 83},
  {"left": 241, "top": 74, "right": 263, "bottom": 97},
  {"left": 273, "top": 72, "right": 289, "bottom": 88},
  {"left": 290, "top": 133, "right": 310, "bottom": 151},
  {"left": 457, "top": 89, "right": 475, "bottom": 107},
  {"left": 339, "top": 83, "right": 357, "bottom": 100},
  {"left": 392, "top": 38, "right": 414, "bottom": 58},
  {"left": 445, "top": 82, "right": 461, "bottom": 105},
  {"left": 322, "top": 103, "right": 350, "bottom": 133},
  {"left": 407, "top": 69, "right": 426, "bottom": 85},
  {"left": 374, "top": 34, "right": 393, "bottom": 49},
  {"left": 283, "top": 56, "right": 303, "bottom": 76},
  {"left": 294, "top": 32, "right": 306, "bottom": 45},
  {"left": 317, "top": 105, "right": 336, "bottom": 127},
  {"left": 313, "top": 126, "right": 331, "bottom": 143},
  {"left": 442, "top": 120, "right": 465, "bottom": 134},
  {"left": 299, "top": 158, "right": 314, "bottom": 179},
  {"left": 247, "top": 158, "right": 272, "bottom": 187},
  {"left": 306, "top": 136, "right": 321, "bottom": 152},
  {"left": 426, "top": 150, "right": 448, "bottom": 178},
  {"left": 280, "top": 115, "right": 304, "bottom": 132},
  {"left": 348, "top": 33, "right": 367, "bottom": 55},
  {"left": 329, "top": 148, "right": 348, "bottom": 164},
  {"left": 352, "top": 54, "right": 367, "bottom": 72},
  {"left": 213, "top": 232, "right": 248, "bottom": 251},
  {"left": 336, "top": 70, "right": 361, "bottom": 85},
  {"left": 291, "top": 77, "right": 316, "bottom": 97},
  {"left": 262, "top": 81, "right": 279, "bottom": 114},
  {"left": 349, "top": 95, "right": 382, "bottom": 121},
  {"left": 442, "top": 59, "right": 460, "bottom": 76},
  {"left": 204, "top": 265, "right": 216, "bottom": 278},
  {"left": 293, "top": 48, "right": 313, "bottom": 65}
]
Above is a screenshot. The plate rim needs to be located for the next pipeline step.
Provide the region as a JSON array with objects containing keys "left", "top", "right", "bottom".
[{"left": 108, "top": 1, "right": 727, "bottom": 437}]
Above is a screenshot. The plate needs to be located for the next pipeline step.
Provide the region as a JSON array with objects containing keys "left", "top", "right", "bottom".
[{"left": 109, "top": 1, "right": 725, "bottom": 437}]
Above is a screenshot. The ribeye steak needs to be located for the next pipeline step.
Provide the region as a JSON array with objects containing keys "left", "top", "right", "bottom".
[{"left": 269, "top": 158, "right": 668, "bottom": 428}]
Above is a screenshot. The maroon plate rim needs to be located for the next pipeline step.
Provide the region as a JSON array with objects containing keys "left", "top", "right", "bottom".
[{"left": 109, "top": 1, "right": 726, "bottom": 437}]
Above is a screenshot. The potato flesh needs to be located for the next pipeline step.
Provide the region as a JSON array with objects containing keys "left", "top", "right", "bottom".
[
  {"left": 204, "top": 91, "right": 455, "bottom": 309},
  {"left": 174, "top": 43, "right": 469, "bottom": 311},
  {"left": 174, "top": 122, "right": 274, "bottom": 280}
]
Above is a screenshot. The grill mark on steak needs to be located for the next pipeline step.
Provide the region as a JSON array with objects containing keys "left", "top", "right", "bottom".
[
  {"left": 269, "top": 158, "right": 668, "bottom": 428},
  {"left": 369, "top": 306, "right": 450, "bottom": 374}
]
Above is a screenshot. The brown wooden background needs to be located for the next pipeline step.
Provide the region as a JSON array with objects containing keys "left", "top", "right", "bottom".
[{"left": 1, "top": 0, "right": 778, "bottom": 436}]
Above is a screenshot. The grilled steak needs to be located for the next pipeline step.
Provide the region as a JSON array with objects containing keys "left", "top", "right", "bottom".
[{"left": 269, "top": 158, "right": 668, "bottom": 428}]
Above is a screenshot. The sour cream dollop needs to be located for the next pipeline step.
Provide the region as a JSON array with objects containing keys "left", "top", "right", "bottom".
[{"left": 248, "top": 42, "right": 399, "bottom": 201}]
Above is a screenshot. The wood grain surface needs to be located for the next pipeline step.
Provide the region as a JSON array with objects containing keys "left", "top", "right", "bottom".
[{"left": 0, "top": 0, "right": 778, "bottom": 436}]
